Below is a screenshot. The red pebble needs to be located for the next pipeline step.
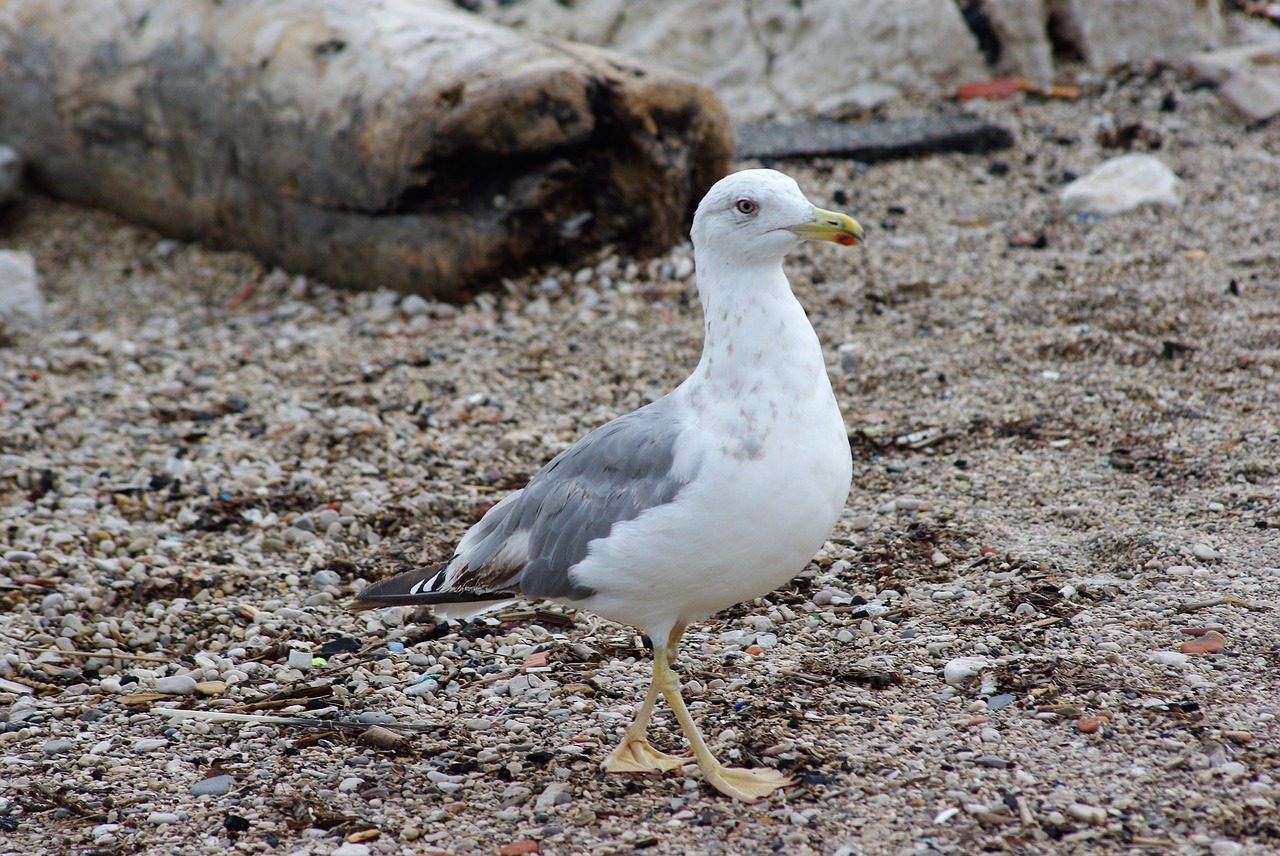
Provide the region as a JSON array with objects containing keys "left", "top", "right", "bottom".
[
  {"left": 1178, "top": 626, "right": 1226, "bottom": 637},
  {"left": 499, "top": 841, "right": 540, "bottom": 856},
  {"left": 519, "top": 651, "right": 550, "bottom": 673},
  {"left": 1181, "top": 633, "right": 1227, "bottom": 655},
  {"left": 1077, "top": 715, "right": 1108, "bottom": 734}
]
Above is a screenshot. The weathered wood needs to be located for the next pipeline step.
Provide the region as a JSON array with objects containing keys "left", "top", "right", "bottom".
[
  {"left": 0, "top": 0, "right": 732, "bottom": 299},
  {"left": 736, "top": 113, "right": 1013, "bottom": 162}
]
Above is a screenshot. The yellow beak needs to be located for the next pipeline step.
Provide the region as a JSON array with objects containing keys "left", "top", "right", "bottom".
[{"left": 789, "top": 207, "right": 865, "bottom": 247}]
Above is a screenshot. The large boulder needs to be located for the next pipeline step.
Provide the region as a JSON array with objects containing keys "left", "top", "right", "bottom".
[
  {"left": 0, "top": 0, "right": 732, "bottom": 299},
  {"left": 483, "top": 0, "right": 989, "bottom": 121},
  {"left": 479, "top": 0, "right": 1228, "bottom": 119}
]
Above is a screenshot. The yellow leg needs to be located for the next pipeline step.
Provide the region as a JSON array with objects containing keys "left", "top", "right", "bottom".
[
  {"left": 603, "top": 626, "right": 693, "bottom": 774},
  {"left": 652, "top": 635, "right": 793, "bottom": 803}
]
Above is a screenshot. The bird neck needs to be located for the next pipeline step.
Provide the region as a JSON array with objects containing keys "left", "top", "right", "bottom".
[{"left": 685, "top": 259, "right": 827, "bottom": 399}]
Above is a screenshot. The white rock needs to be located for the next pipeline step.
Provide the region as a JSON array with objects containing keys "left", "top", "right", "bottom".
[
  {"left": 1065, "top": 803, "right": 1107, "bottom": 825},
  {"left": 286, "top": 650, "right": 313, "bottom": 670},
  {"left": 1188, "top": 39, "right": 1280, "bottom": 121},
  {"left": 1210, "top": 839, "right": 1244, "bottom": 856},
  {"left": 1191, "top": 543, "right": 1222, "bottom": 561},
  {"left": 1151, "top": 651, "right": 1188, "bottom": 667},
  {"left": 332, "top": 845, "right": 371, "bottom": 856},
  {"left": 943, "top": 656, "right": 989, "bottom": 688},
  {"left": 0, "top": 250, "right": 47, "bottom": 329},
  {"left": 155, "top": 675, "right": 197, "bottom": 695},
  {"left": 1045, "top": 0, "right": 1222, "bottom": 69},
  {"left": 488, "top": 0, "right": 985, "bottom": 121},
  {"left": 1061, "top": 154, "right": 1184, "bottom": 217}
]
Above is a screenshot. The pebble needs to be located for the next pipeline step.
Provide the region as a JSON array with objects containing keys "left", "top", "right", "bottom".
[
  {"left": 190, "top": 774, "right": 236, "bottom": 796},
  {"left": 1060, "top": 153, "right": 1183, "bottom": 216},
  {"left": 985, "top": 693, "right": 1015, "bottom": 711},
  {"left": 338, "top": 776, "right": 365, "bottom": 792},
  {"left": 147, "top": 812, "right": 181, "bottom": 825},
  {"left": 134, "top": 738, "right": 169, "bottom": 752},
  {"left": 312, "top": 569, "right": 342, "bottom": 588},
  {"left": 943, "top": 656, "right": 988, "bottom": 688},
  {"left": 286, "top": 650, "right": 313, "bottom": 670},
  {"left": 1077, "top": 715, "right": 1109, "bottom": 734},
  {"left": 332, "top": 845, "right": 371, "bottom": 856},
  {"left": 1150, "top": 651, "right": 1188, "bottom": 667},
  {"left": 1065, "top": 803, "right": 1107, "bottom": 825},
  {"left": 3, "top": 549, "right": 37, "bottom": 563},
  {"left": 1181, "top": 631, "right": 1227, "bottom": 655},
  {"left": 498, "top": 841, "right": 540, "bottom": 856},
  {"left": 534, "top": 782, "right": 572, "bottom": 811},
  {"left": 973, "top": 755, "right": 1009, "bottom": 769},
  {"left": 154, "top": 675, "right": 198, "bottom": 695},
  {"left": 1210, "top": 842, "right": 1244, "bottom": 856},
  {"left": 1191, "top": 543, "right": 1222, "bottom": 561},
  {"left": 42, "top": 738, "right": 75, "bottom": 755},
  {"left": 0, "top": 250, "right": 48, "bottom": 330}
]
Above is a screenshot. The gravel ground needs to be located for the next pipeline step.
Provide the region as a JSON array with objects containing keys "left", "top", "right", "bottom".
[{"left": 1, "top": 65, "right": 1278, "bottom": 855}]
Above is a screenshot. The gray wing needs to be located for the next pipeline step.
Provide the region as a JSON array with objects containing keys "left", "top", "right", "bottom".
[{"left": 450, "top": 396, "right": 696, "bottom": 601}]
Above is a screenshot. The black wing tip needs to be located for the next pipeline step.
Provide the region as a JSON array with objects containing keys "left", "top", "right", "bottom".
[{"left": 350, "top": 586, "right": 516, "bottom": 612}]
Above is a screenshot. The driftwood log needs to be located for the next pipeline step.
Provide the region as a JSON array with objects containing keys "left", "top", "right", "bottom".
[{"left": 0, "top": 0, "right": 732, "bottom": 299}]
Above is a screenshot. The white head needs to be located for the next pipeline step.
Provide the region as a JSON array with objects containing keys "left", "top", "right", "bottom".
[{"left": 690, "top": 169, "right": 863, "bottom": 270}]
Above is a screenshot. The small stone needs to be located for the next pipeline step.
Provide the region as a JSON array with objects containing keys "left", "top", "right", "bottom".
[
  {"left": 1065, "top": 803, "right": 1107, "bottom": 825},
  {"left": 332, "top": 845, "right": 371, "bottom": 856},
  {"left": 154, "top": 675, "right": 197, "bottom": 695},
  {"left": 338, "top": 776, "right": 365, "bottom": 793},
  {"left": 42, "top": 738, "right": 75, "bottom": 755},
  {"left": 1210, "top": 841, "right": 1244, "bottom": 856},
  {"left": 1191, "top": 543, "right": 1221, "bottom": 561},
  {"left": 0, "top": 250, "right": 48, "bottom": 330},
  {"left": 1014, "top": 602, "right": 1036, "bottom": 618},
  {"left": 534, "top": 782, "right": 572, "bottom": 811},
  {"left": 3, "top": 549, "right": 38, "bottom": 563},
  {"left": 973, "top": 755, "right": 1008, "bottom": 769},
  {"left": 1151, "top": 651, "right": 1188, "bottom": 667},
  {"left": 195, "top": 680, "right": 227, "bottom": 696},
  {"left": 1181, "top": 631, "right": 1227, "bottom": 655},
  {"left": 1060, "top": 154, "right": 1183, "bottom": 217},
  {"left": 147, "top": 812, "right": 180, "bottom": 825},
  {"left": 190, "top": 774, "right": 236, "bottom": 796},
  {"left": 134, "top": 738, "right": 169, "bottom": 752},
  {"left": 985, "top": 693, "right": 1015, "bottom": 712},
  {"left": 312, "top": 569, "right": 342, "bottom": 588},
  {"left": 1077, "top": 715, "right": 1109, "bottom": 734},
  {"left": 943, "top": 657, "right": 988, "bottom": 688},
  {"left": 400, "top": 294, "right": 431, "bottom": 316},
  {"left": 498, "top": 841, "right": 540, "bottom": 856},
  {"left": 286, "top": 650, "right": 313, "bottom": 670}
]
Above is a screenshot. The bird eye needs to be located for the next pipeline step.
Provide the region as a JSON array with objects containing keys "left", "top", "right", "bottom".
[{"left": 735, "top": 199, "right": 757, "bottom": 215}]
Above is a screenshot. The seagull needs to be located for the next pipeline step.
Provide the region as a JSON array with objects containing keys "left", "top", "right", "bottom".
[{"left": 353, "top": 169, "right": 864, "bottom": 802}]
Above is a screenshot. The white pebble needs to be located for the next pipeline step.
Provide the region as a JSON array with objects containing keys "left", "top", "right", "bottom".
[
  {"left": 1065, "top": 803, "right": 1107, "bottom": 825},
  {"left": 943, "top": 656, "right": 989, "bottom": 688},
  {"left": 155, "top": 675, "right": 197, "bottom": 695}
]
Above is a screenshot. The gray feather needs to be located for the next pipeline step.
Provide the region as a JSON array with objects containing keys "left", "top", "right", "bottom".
[{"left": 455, "top": 397, "right": 693, "bottom": 600}]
